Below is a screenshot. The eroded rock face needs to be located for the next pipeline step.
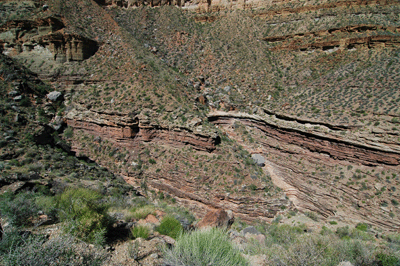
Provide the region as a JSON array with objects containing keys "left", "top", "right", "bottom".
[
  {"left": 0, "top": 17, "right": 98, "bottom": 63},
  {"left": 209, "top": 111, "right": 400, "bottom": 166},
  {"left": 65, "top": 105, "right": 290, "bottom": 223},
  {"left": 209, "top": 111, "right": 400, "bottom": 230},
  {"left": 94, "top": 0, "right": 399, "bottom": 16},
  {"left": 197, "top": 209, "right": 234, "bottom": 229},
  {"left": 264, "top": 25, "right": 400, "bottom": 52}
]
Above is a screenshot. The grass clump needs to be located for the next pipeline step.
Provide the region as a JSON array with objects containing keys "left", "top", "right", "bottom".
[
  {"left": 128, "top": 205, "right": 156, "bottom": 220},
  {"left": 0, "top": 230, "right": 107, "bottom": 266},
  {"left": 355, "top": 223, "right": 369, "bottom": 232},
  {"left": 131, "top": 225, "right": 150, "bottom": 239},
  {"left": 0, "top": 191, "right": 38, "bottom": 227},
  {"left": 57, "top": 187, "right": 111, "bottom": 245},
  {"left": 156, "top": 216, "right": 183, "bottom": 239},
  {"left": 163, "top": 227, "right": 249, "bottom": 266}
]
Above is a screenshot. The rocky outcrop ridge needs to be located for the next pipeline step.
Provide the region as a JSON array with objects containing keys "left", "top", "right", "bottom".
[
  {"left": 209, "top": 111, "right": 400, "bottom": 166},
  {"left": 209, "top": 111, "right": 400, "bottom": 230},
  {"left": 65, "top": 105, "right": 290, "bottom": 223},
  {"left": 0, "top": 16, "right": 98, "bottom": 62},
  {"left": 253, "top": 0, "right": 399, "bottom": 18},
  {"left": 65, "top": 105, "right": 219, "bottom": 152},
  {"left": 265, "top": 24, "right": 400, "bottom": 51},
  {"left": 96, "top": 0, "right": 399, "bottom": 14}
]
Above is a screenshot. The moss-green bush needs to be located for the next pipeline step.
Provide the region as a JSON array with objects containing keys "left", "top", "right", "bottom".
[
  {"left": 0, "top": 231, "right": 107, "bottom": 266},
  {"left": 128, "top": 205, "right": 156, "bottom": 220},
  {"left": 156, "top": 216, "right": 183, "bottom": 239},
  {"left": 131, "top": 225, "right": 150, "bottom": 239},
  {"left": 0, "top": 191, "right": 38, "bottom": 227},
  {"left": 163, "top": 227, "right": 249, "bottom": 266},
  {"left": 376, "top": 253, "right": 400, "bottom": 266},
  {"left": 57, "top": 188, "right": 111, "bottom": 245}
]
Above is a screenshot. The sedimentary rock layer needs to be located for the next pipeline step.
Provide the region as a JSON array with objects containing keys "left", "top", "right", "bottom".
[
  {"left": 209, "top": 111, "right": 400, "bottom": 166},
  {"left": 65, "top": 107, "right": 219, "bottom": 151},
  {"left": 0, "top": 17, "right": 98, "bottom": 62},
  {"left": 209, "top": 111, "right": 400, "bottom": 230},
  {"left": 264, "top": 25, "right": 400, "bottom": 51}
]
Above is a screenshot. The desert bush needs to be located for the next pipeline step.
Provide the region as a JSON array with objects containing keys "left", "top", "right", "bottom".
[
  {"left": 0, "top": 231, "right": 107, "bottom": 266},
  {"left": 131, "top": 225, "right": 150, "bottom": 239},
  {"left": 57, "top": 187, "right": 111, "bottom": 245},
  {"left": 355, "top": 223, "right": 369, "bottom": 232},
  {"left": 0, "top": 191, "right": 38, "bottom": 227},
  {"left": 336, "top": 226, "right": 351, "bottom": 239},
  {"left": 375, "top": 252, "right": 400, "bottom": 266},
  {"left": 267, "top": 224, "right": 305, "bottom": 244},
  {"left": 163, "top": 227, "right": 249, "bottom": 266},
  {"left": 305, "top": 211, "right": 319, "bottom": 221},
  {"left": 156, "top": 216, "right": 183, "bottom": 239},
  {"left": 35, "top": 195, "right": 58, "bottom": 221},
  {"left": 128, "top": 205, "right": 156, "bottom": 220},
  {"left": 261, "top": 233, "right": 376, "bottom": 266}
]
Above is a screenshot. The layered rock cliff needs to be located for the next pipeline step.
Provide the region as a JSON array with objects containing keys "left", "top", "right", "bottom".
[
  {"left": 0, "top": 16, "right": 99, "bottom": 63},
  {"left": 209, "top": 111, "right": 400, "bottom": 229},
  {"left": 64, "top": 104, "right": 290, "bottom": 222}
]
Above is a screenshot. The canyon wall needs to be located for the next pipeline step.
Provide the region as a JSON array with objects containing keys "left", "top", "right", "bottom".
[{"left": 0, "top": 17, "right": 98, "bottom": 63}]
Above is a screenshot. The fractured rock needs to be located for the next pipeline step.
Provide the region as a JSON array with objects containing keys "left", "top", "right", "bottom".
[
  {"left": 241, "top": 226, "right": 261, "bottom": 235},
  {"left": 197, "top": 209, "right": 234, "bottom": 229},
  {"left": 251, "top": 154, "right": 265, "bottom": 167},
  {"left": 46, "top": 91, "right": 62, "bottom": 101}
]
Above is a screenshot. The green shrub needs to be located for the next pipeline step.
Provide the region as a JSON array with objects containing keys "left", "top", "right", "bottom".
[
  {"left": 19, "top": 97, "right": 31, "bottom": 107},
  {"left": 128, "top": 205, "right": 156, "bottom": 220},
  {"left": 36, "top": 195, "right": 58, "bottom": 221},
  {"left": 305, "top": 211, "right": 319, "bottom": 221},
  {"left": 376, "top": 253, "right": 400, "bottom": 266},
  {"left": 156, "top": 216, "right": 183, "bottom": 239},
  {"left": 0, "top": 191, "right": 38, "bottom": 227},
  {"left": 163, "top": 227, "right": 249, "bottom": 266},
  {"left": 355, "top": 223, "right": 368, "bottom": 232},
  {"left": 57, "top": 188, "right": 111, "bottom": 245},
  {"left": 263, "top": 234, "right": 375, "bottom": 266},
  {"left": 336, "top": 226, "right": 350, "bottom": 239},
  {"left": 0, "top": 232, "right": 107, "bottom": 266},
  {"left": 63, "top": 127, "right": 73, "bottom": 138},
  {"left": 0, "top": 230, "right": 25, "bottom": 254},
  {"left": 131, "top": 225, "right": 150, "bottom": 239},
  {"left": 267, "top": 224, "right": 304, "bottom": 244}
]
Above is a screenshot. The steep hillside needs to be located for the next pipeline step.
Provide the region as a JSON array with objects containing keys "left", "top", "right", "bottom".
[{"left": 1, "top": 0, "right": 400, "bottom": 231}]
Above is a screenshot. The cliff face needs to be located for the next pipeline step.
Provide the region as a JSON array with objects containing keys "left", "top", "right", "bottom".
[
  {"left": 264, "top": 25, "right": 400, "bottom": 52},
  {"left": 65, "top": 105, "right": 220, "bottom": 151},
  {"left": 94, "top": 0, "right": 398, "bottom": 15},
  {"left": 64, "top": 105, "right": 289, "bottom": 222},
  {"left": 209, "top": 111, "right": 400, "bottom": 229},
  {"left": 64, "top": 104, "right": 400, "bottom": 228},
  {"left": 2, "top": 0, "right": 400, "bottom": 231},
  {"left": 0, "top": 17, "right": 98, "bottom": 63}
]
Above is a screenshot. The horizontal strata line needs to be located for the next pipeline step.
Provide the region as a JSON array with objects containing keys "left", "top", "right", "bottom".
[
  {"left": 193, "top": 0, "right": 400, "bottom": 22},
  {"left": 252, "top": 0, "right": 400, "bottom": 18},
  {"left": 268, "top": 34, "right": 400, "bottom": 51},
  {"left": 264, "top": 24, "right": 400, "bottom": 43},
  {"left": 208, "top": 112, "right": 400, "bottom": 165}
]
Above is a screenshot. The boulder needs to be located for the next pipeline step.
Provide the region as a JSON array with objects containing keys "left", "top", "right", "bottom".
[
  {"left": 197, "top": 209, "right": 234, "bottom": 229},
  {"left": 241, "top": 226, "right": 261, "bottom": 235},
  {"left": 337, "top": 262, "right": 354, "bottom": 266},
  {"left": 47, "top": 91, "right": 62, "bottom": 102},
  {"left": 13, "top": 95, "right": 22, "bottom": 101},
  {"left": 251, "top": 154, "right": 265, "bottom": 167}
]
